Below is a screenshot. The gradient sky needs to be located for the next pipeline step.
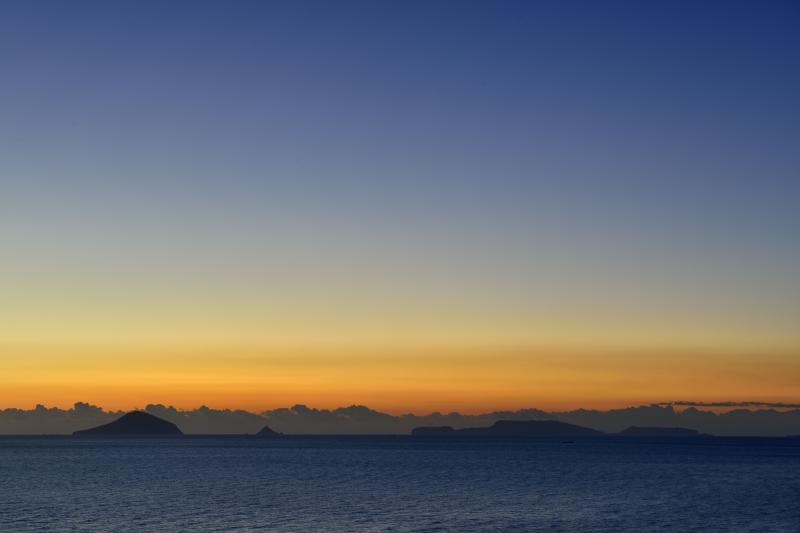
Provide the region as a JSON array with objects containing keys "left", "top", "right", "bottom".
[{"left": 2, "top": 1, "right": 799, "bottom": 412}]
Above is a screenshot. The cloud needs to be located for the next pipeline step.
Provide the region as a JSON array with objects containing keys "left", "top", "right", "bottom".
[
  {"left": 0, "top": 403, "right": 122, "bottom": 435},
  {"left": 1, "top": 402, "right": 798, "bottom": 436},
  {"left": 661, "top": 401, "right": 800, "bottom": 409}
]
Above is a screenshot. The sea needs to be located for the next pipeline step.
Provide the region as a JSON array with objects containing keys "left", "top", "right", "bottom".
[{"left": 1, "top": 436, "right": 798, "bottom": 532}]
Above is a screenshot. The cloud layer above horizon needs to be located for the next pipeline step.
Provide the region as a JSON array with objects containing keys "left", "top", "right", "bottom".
[{"left": 2, "top": 401, "right": 799, "bottom": 437}]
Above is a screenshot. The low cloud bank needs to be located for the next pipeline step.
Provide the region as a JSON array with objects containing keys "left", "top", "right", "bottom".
[
  {"left": 660, "top": 401, "right": 800, "bottom": 409},
  {"left": 1, "top": 403, "right": 798, "bottom": 436}
]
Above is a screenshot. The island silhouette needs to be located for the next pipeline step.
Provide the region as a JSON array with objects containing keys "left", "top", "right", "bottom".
[
  {"left": 256, "top": 425, "right": 282, "bottom": 437},
  {"left": 615, "top": 426, "right": 702, "bottom": 437},
  {"left": 73, "top": 411, "right": 182, "bottom": 436},
  {"left": 411, "top": 420, "right": 603, "bottom": 437},
  {"left": 410, "top": 421, "right": 714, "bottom": 438},
  {"left": 62, "top": 410, "right": 747, "bottom": 440}
]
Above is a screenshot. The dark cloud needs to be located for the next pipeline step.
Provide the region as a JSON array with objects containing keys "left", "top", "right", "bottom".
[
  {"left": 0, "top": 403, "right": 122, "bottom": 435},
  {"left": 1, "top": 402, "right": 798, "bottom": 436},
  {"left": 144, "top": 404, "right": 267, "bottom": 434},
  {"left": 661, "top": 401, "right": 800, "bottom": 409}
]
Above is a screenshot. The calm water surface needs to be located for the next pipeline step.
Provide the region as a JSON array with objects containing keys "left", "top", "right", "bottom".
[{"left": 1, "top": 436, "right": 798, "bottom": 532}]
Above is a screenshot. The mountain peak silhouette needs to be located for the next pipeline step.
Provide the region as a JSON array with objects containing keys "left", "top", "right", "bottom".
[
  {"left": 73, "top": 411, "right": 182, "bottom": 436},
  {"left": 616, "top": 426, "right": 701, "bottom": 437},
  {"left": 256, "top": 425, "right": 282, "bottom": 437},
  {"left": 412, "top": 419, "right": 603, "bottom": 437}
]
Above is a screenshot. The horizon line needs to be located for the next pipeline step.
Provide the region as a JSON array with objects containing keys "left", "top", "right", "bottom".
[{"left": 4, "top": 400, "right": 800, "bottom": 415}]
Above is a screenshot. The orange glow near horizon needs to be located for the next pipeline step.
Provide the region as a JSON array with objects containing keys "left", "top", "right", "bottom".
[
  {"left": 4, "top": 223, "right": 799, "bottom": 414},
  {"left": 2, "top": 340, "right": 798, "bottom": 414}
]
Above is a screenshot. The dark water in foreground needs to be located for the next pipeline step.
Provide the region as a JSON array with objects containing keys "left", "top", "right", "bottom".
[{"left": 1, "top": 436, "right": 798, "bottom": 532}]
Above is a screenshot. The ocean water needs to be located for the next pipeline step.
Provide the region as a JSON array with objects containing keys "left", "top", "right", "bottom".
[{"left": 1, "top": 436, "right": 798, "bottom": 532}]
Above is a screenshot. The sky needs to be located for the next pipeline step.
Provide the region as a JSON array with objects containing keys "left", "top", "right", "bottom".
[{"left": 1, "top": 1, "right": 799, "bottom": 413}]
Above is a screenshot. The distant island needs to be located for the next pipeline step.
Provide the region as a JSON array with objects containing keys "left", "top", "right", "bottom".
[
  {"left": 616, "top": 426, "right": 703, "bottom": 437},
  {"left": 410, "top": 420, "right": 713, "bottom": 439},
  {"left": 73, "top": 411, "right": 182, "bottom": 436},
  {"left": 412, "top": 420, "right": 603, "bottom": 437},
  {"left": 70, "top": 413, "right": 711, "bottom": 439},
  {"left": 256, "top": 425, "right": 282, "bottom": 437}
]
